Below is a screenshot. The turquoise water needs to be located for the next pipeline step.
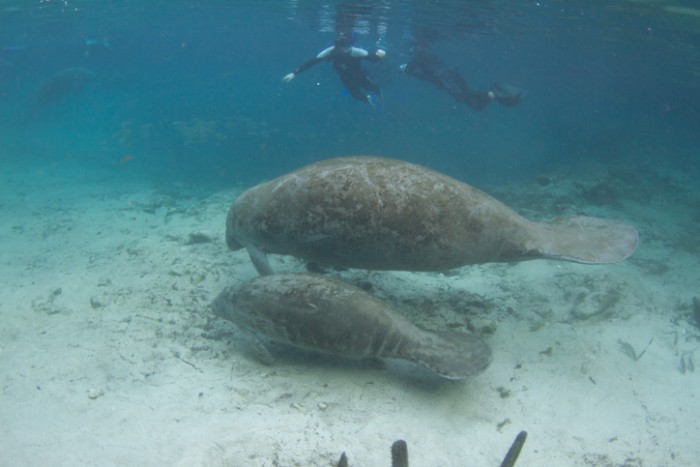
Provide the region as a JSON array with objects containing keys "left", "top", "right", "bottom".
[{"left": 2, "top": 1, "right": 697, "bottom": 188}]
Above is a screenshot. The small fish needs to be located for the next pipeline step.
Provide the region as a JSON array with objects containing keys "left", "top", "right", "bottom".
[{"left": 119, "top": 154, "right": 134, "bottom": 164}]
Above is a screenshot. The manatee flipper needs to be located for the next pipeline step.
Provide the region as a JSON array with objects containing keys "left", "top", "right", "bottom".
[
  {"left": 236, "top": 327, "right": 276, "bottom": 364},
  {"left": 529, "top": 216, "right": 639, "bottom": 264},
  {"left": 226, "top": 205, "right": 275, "bottom": 275},
  {"left": 404, "top": 330, "right": 493, "bottom": 380},
  {"left": 246, "top": 244, "right": 274, "bottom": 276},
  {"left": 248, "top": 333, "right": 275, "bottom": 365}
]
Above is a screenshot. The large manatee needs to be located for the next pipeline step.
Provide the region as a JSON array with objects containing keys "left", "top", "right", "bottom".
[
  {"left": 226, "top": 156, "right": 638, "bottom": 275},
  {"left": 211, "top": 273, "right": 492, "bottom": 379}
]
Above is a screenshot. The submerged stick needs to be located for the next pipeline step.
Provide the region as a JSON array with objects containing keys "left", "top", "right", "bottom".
[
  {"left": 391, "top": 439, "right": 409, "bottom": 467},
  {"left": 500, "top": 431, "right": 528, "bottom": 467}
]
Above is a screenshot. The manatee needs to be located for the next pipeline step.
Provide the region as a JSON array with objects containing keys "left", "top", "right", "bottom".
[
  {"left": 226, "top": 156, "right": 639, "bottom": 275},
  {"left": 211, "top": 273, "right": 492, "bottom": 379},
  {"left": 23, "top": 67, "right": 95, "bottom": 120}
]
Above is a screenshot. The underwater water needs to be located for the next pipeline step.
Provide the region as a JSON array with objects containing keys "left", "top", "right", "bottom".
[
  {"left": 1, "top": 0, "right": 696, "bottom": 187},
  {"left": 1, "top": 1, "right": 699, "bottom": 466}
]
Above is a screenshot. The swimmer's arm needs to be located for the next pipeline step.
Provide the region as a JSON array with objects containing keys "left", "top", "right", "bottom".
[
  {"left": 351, "top": 46, "right": 386, "bottom": 61},
  {"left": 282, "top": 47, "right": 334, "bottom": 82}
]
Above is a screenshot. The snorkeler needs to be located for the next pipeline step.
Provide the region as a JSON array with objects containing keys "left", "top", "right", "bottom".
[
  {"left": 282, "top": 31, "right": 386, "bottom": 107},
  {"left": 399, "top": 44, "right": 522, "bottom": 111}
]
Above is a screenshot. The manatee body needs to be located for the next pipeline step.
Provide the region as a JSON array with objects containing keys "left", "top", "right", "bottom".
[
  {"left": 24, "top": 67, "right": 95, "bottom": 120},
  {"left": 226, "top": 156, "right": 638, "bottom": 275},
  {"left": 211, "top": 273, "right": 492, "bottom": 379}
]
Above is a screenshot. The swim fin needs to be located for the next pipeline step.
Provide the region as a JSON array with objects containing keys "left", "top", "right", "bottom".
[{"left": 491, "top": 82, "right": 523, "bottom": 107}]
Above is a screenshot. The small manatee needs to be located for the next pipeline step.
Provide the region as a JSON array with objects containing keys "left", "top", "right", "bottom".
[{"left": 211, "top": 273, "right": 492, "bottom": 379}]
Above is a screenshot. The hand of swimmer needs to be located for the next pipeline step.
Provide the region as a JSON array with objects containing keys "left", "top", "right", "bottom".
[
  {"left": 282, "top": 72, "right": 295, "bottom": 83},
  {"left": 375, "top": 49, "right": 386, "bottom": 58}
]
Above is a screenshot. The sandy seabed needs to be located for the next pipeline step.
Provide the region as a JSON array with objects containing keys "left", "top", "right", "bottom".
[{"left": 1, "top": 159, "right": 699, "bottom": 467}]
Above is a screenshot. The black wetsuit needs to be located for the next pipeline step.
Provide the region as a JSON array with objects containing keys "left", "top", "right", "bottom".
[
  {"left": 404, "top": 49, "right": 493, "bottom": 110},
  {"left": 292, "top": 45, "right": 383, "bottom": 103}
]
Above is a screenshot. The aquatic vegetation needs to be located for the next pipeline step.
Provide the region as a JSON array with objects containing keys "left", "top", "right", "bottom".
[
  {"left": 172, "top": 119, "right": 222, "bottom": 145},
  {"left": 679, "top": 352, "right": 695, "bottom": 375},
  {"left": 617, "top": 338, "right": 653, "bottom": 362}
]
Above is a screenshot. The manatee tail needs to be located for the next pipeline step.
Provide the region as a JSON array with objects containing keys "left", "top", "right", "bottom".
[
  {"left": 406, "top": 330, "right": 493, "bottom": 380},
  {"left": 529, "top": 216, "right": 638, "bottom": 264}
]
